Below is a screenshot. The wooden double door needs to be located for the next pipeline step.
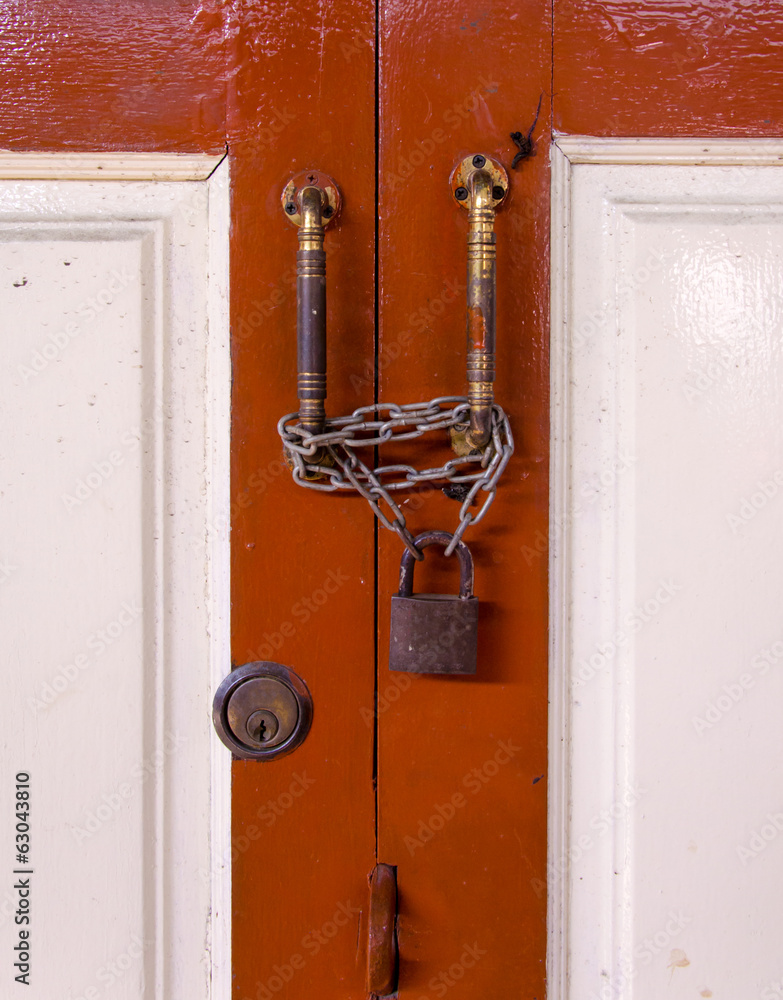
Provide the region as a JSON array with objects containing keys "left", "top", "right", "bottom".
[
  {"left": 230, "top": 5, "right": 549, "bottom": 998},
  {"left": 5, "top": 1, "right": 783, "bottom": 998}
]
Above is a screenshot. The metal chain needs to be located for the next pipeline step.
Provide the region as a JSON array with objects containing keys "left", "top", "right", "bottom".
[{"left": 278, "top": 396, "right": 513, "bottom": 558}]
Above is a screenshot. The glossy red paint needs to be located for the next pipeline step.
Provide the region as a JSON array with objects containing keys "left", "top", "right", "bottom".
[
  {"left": 0, "top": 1, "right": 225, "bottom": 151},
  {"left": 376, "top": 2, "right": 551, "bottom": 996},
  {"left": 555, "top": 0, "right": 783, "bottom": 135},
  {"left": 227, "top": 4, "right": 378, "bottom": 999}
]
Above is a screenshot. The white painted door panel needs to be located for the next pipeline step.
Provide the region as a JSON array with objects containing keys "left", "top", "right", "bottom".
[
  {"left": 0, "top": 157, "right": 230, "bottom": 1000},
  {"left": 551, "top": 140, "right": 783, "bottom": 1000}
]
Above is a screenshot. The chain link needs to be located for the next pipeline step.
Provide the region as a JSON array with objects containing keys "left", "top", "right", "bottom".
[{"left": 278, "top": 396, "right": 513, "bottom": 558}]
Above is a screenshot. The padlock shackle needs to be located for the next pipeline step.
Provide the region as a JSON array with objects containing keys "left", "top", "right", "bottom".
[{"left": 398, "top": 531, "right": 475, "bottom": 600}]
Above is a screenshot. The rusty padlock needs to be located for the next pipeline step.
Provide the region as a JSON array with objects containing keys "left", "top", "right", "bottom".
[{"left": 389, "top": 531, "right": 478, "bottom": 675}]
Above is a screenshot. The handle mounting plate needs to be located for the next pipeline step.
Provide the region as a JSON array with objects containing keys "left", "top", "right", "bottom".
[
  {"left": 281, "top": 169, "right": 341, "bottom": 227},
  {"left": 450, "top": 153, "right": 508, "bottom": 209}
]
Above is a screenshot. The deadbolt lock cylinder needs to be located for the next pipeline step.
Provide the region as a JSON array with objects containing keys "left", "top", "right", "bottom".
[{"left": 212, "top": 661, "right": 314, "bottom": 760}]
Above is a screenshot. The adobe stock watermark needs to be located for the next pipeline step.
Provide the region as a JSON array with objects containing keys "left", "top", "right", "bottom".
[
  {"left": 520, "top": 450, "right": 637, "bottom": 567},
  {"left": 60, "top": 404, "right": 175, "bottom": 512},
  {"left": 531, "top": 783, "right": 646, "bottom": 899},
  {"left": 0, "top": 558, "right": 17, "bottom": 584},
  {"left": 361, "top": 582, "right": 506, "bottom": 724},
  {"left": 586, "top": 909, "right": 692, "bottom": 1000},
  {"left": 71, "top": 933, "right": 151, "bottom": 1000},
  {"left": 384, "top": 77, "right": 499, "bottom": 192},
  {"left": 762, "top": 977, "right": 783, "bottom": 1000},
  {"left": 233, "top": 236, "right": 342, "bottom": 348},
  {"left": 726, "top": 471, "right": 783, "bottom": 534},
  {"left": 691, "top": 637, "right": 783, "bottom": 735},
  {"left": 736, "top": 810, "right": 783, "bottom": 866},
  {"left": 243, "top": 567, "right": 349, "bottom": 662},
  {"left": 70, "top": 732, "right": 188, "bottom": 845},
  {"left": 189, "top": 456, "right": 290, "bottom": 555},
  {"left": 669, "top": 9, "right": 727, "bottom": 73},
  {"left": 16, "top": 267, "right": 136, "bottom": 382},
  {"left": 404, "top": 739, "right": 521, "bottom": 856},
  {"left": 249, "top": 900, "right": 360, "bottom": 1000},
  {"left": 575, "top": 450, "right": 636, "bottom": 508},
  {"left": 349, "top": 278, "right": 465, "bottom": 394},
  {"left": 682, "top": 344, "right": 736, "bottom": 404},
  {"left": 200, "top": 771, "right": 316, "bottom": 884},
  {"left": 28, "top": 600, "right": 143, "bottom": 713},
  {"left": 361, "top": 672, "right": 412, "bottom": 728},
  {"left": 339, "top": 26, "right": 373, "bottom": 62},
  {"left": 564, "top": 248, "right": 664, "bottom": 354},
  {"left": 572, "top": 579, "right": 682, "bottom": 688},
  {"left": 0, "top": 888, "right": 22, "bottom": 929},
  {"left": 257, "top": 107, "right": 297, "bottom": 148},
  {"left": 414, "top": 942, "right": 487, "bottom": 1000},
  {"left": 684, "top": 290, "right": 783, "bottom": 405}
]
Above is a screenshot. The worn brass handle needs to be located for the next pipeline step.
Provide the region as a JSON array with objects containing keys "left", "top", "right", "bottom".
[
  {"left": 451, "top": 154, "right": 508, "bottom": 451},
  {"left": 367, "top": 863, "right": 398, "bottom": 996},
  {"left": 282, "top": 159, "right": 507, "bottom": 455},
  {"left": 282, "top": 170, "right": 341, "bottom": 437}
]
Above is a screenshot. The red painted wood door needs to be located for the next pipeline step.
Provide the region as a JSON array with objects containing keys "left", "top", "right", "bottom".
[
  {"left": 229, "top": 6, "right": 550, "bottom": 997},
  {"left": 374, "top": 6, "right": 549, "bottom": 997},
  {"left": 3, "top": 3, "right": 782, "bottom": 999}
]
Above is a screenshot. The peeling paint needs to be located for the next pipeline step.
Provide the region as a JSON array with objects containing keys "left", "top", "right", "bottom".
[{"left": 468, "top": 304, "right": 487, "bottom": 350}]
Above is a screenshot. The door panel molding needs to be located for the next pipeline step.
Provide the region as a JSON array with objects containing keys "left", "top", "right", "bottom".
[
  {"left": 550, "top": 137, "right": 783, "bottom": 998},
  {"left": 554, "top": 135, "right": 783, "bottom": 165},
  {"left": 0, "top": 151, "right": 223, "bottom": 180},
  {"left": 0, "top": 154, "right": 230, "bottom": 1000}
]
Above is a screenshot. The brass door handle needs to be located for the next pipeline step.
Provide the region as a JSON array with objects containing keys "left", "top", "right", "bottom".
[
  {"left": 278, "top": 159, "right": 514, "bottom": 556},
  {"left": 282, "top": 156, "right": 508, "bottom": 456},
  {"left": 450, "top": 153, "right": 508, "bottom": 451},
  {"left": 281, "top": 170, "right": 341, "bottom": 438},
  {"left": 367, "top": 863, "right": 398, "bottom": 996}
]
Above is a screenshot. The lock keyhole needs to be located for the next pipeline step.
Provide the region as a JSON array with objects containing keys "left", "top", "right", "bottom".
[{"left": 246, "top": 710, "right": 280, "bottom": 745}]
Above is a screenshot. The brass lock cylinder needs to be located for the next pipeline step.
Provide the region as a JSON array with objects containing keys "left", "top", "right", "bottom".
[{"left": 212, "top": 661, "right": 313, "bottom": 760}]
